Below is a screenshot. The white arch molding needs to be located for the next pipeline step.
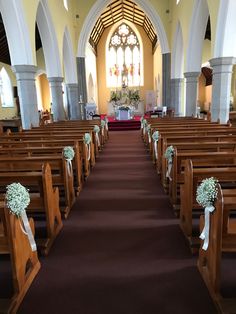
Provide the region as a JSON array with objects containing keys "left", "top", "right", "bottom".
[
  {"left": 63, "top": 27, "right": 78, "bottom": 84},
  {"left": 186, "top": 0, "right": 209, "bottom": 72},
  {"left": 171, "top": 21, "right": 184, "bottom": 79},
  {"left": 0, "top": 0, "right": 33, "bottom": 65},
  {"left": 214, "top": 0, "right": 236, "bottom": 58},
  {"left": 36, "top": 0, "right": 62, "bottom": 77},
  {"left": 77, "top": 0, "right": 169, "bottom": 57}
]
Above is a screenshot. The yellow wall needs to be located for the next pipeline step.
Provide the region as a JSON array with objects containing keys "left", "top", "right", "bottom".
[
  {"left": 96, "top": 21, "right": 154, "bottom": 114},
  {"left": 198, "top": 73, "right": 212, "bottom": 110},
  {"left": 202, "top": 39, "right": 211, "bottom": 64},
  {"left": 37, "top": 74, "right": 51, "bottom": 111},
  {"left": 153, "top": 43, "right": 162, "bottom": 106}
]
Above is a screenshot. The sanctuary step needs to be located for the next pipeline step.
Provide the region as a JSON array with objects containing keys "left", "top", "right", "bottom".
[{"left": 108, "top": 117, "right": 141, "bottom": 131}]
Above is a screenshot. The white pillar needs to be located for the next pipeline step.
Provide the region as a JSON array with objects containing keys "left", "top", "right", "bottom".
[
  {"left": 171, "top": 78, "right": 184, "bottom": 116},
  {"left": 48, "top": 77, "right": 66, "bottom": 121},
  {"left": 77, "top": 57, "right": 87, "bottom": 120},
  {"left": 66, "top": 83, "right": 80, "bottom": 120},
  {"left": 12, "top": 65, "right": 39, "bottom": 130},
  {"left": 210, "top": 57, "right": 235, "bottom": 123},
  {"left": 184, "top": 72, "right": 200, "bottom": 117}
]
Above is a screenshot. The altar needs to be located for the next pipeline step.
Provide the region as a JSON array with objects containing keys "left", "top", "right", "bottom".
[{"left": 115, "top": 107, "right": 132, "bottom": 120}]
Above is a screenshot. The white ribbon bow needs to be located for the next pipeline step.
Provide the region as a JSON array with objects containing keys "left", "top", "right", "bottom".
[
  {"left": 154, "top": 141, "right": 158, "bottom": 160},
  {"left": 66, "top": 159, "right": 73, "bottom": 177},
  {"left": 199, "top": 205, "right": 215, "bottom": 250},
  {"left": 95, "top": 132, "right": 100, "bottom": 147},
  {"left": 166, "top": 161, "right": 172, "bottom": 181},
  {"left": 20, "top": 210, "right": 37, "bottom": 251},
  {"left": 148, "top": 132, "right": 151, "bottom": 143},
  {"left": 87, "top": 143, "right": 91, "bottom": 161}
]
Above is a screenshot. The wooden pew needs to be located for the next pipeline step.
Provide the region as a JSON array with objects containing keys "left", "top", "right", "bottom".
[
  {"left": 180, "top": 159, "right": 236, "bottom": 251},
  {"left": 0, "top": 204, "right": 41, "bottom": 313},
  {"left": 0, "top": 162, "right": 63, "bottom": 255},
  {"left": 198, "top": 184, "right": 236, "bottom": 313},
  {"left": 0, "top": 156, "right": 74, "bottom": 219}
]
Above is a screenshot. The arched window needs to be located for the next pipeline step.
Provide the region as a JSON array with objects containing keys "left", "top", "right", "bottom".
[
  {"left": 63, "top": 0, "right": 68, "bottom": 11},
  {"left": 0, "top": 68, "right": 14, "bottom": 107},
  {"left": 176, "top": 0, "right": 180, "bottom": 4},
  {"left": 107, "top": 23, "right": 142, "bottom": 88}
]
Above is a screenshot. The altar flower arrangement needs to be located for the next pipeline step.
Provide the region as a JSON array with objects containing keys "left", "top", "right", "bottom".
[
  {"left": 196, "top": 177, "right": 218, "bottom": 250},
  {"left": 129, "top": 90, "right": 140, "bottom": 102},
  {"left": 164, "top": 146, "right": 174, "bottom": 164},
  {"left": 63, "top": 146, "right": 75, "bottom": 161},
  {"left": 196, "top": 177, "right": 218, "bottom": 208},
  {"left": 6, "top": 183, "right": 30, "bottom": 217},
  {"left": 119, "top": 106, "right": 130, "bottom": 111},
  {"left": 110, "top": 91, "right": 121, "bottom": 102}
]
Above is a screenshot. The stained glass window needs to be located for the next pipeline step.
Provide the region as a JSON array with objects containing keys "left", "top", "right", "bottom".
[
  {"left": 0, "top": 68, "right": 14, "bottom": 107},
  {"left": 107, "top": 23, "right": 141, "bottom": 87}
]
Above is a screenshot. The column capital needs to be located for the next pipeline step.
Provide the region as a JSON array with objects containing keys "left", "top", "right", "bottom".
[
  {"left": 48, "top": 77, "right": 64, "bottom": 83},
  {"left": 66, "top": 83, "right": 78, "bottom": 89},
  {"left": 210, "top": 56, "right": 235, "bottom": 68},
  {"left": 12, "top": 64, "right": 37, "bottom": 75},
  {"left": 184, "top": 71, "right": 200, "bottom": 79},
  {"left": 171, "top": 78, "right": 184, "bottom": 83}
]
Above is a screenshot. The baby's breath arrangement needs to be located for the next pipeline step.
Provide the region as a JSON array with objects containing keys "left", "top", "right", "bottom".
[
  {"left": 101, "top": 120, "right": 106, "bottom": 128},
  {"left": 152, "top": 130, "right": 159, "bottom": 142},
  {"left": 84, "top": 133, "right": 91, "bottom": 145},
  {"left": 142, "top": 119, "right": 147, "bottom": 127},
  {"left": 6, "top": 183, "right": 30, "bottom": 217},
  {"left": 164, "top": 146, "right": 174, "bottom": 164},
  {"left": 63, "top": 146, "right": 75, "bottom": 161},
  {"left": 196, "top": 177, "right": 218, "bottom": 208},
  {"left": 94, "top": 125, "right": 100, "bottom": 133}
]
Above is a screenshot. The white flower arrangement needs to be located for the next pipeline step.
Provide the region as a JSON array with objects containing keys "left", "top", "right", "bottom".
[
  {"left": 84, "top": 133, "right": 91, "bottom": 145},
  {"left": 152, "top": 130, "right": 159, "bottom": 142},
  {"left": 196, "top": 177, "right": 218, "bottom": 208},
  {"left": 94, "top": 125, "right": 100, "bottom": 133},
  {"left": 101, "top": 120, "right": 106, "bottom": 128},
  {"left": 63, "top": 146, "right": 75, "bottom": 161},
  {"left": 164, "top": 146, "right": 174, "bottom": 164},
  {"left": 142, "top": 119, "right": 147, "bottom": 127},
  {"left": 6, "top": 183, "right": 30, "bottom": 217}
]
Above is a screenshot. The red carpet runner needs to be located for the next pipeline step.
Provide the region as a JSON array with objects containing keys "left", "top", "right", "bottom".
[{"left": 19, "top": 131, "right": 216, "bottom": 314}]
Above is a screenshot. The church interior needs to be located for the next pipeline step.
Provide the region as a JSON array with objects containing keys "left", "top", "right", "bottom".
[{"left": 0, "top": 0, "right": 236, "bottom": 313}]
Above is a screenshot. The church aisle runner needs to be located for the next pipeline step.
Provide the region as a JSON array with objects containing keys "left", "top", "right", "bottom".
[{"left": 19, "top": 130, "right": 216, "bottom": 314}]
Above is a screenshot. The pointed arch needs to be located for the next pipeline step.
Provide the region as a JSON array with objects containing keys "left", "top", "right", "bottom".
[
  {"left": 186, "top": 0, "right": 209, "bottom": 72},
  {"left": 0, "top": 0, "right": 33, "bottom": 65},
  {"left": 36, "top": 0, "right": 62, "bottom": 77},
  {"left": 171, "top": 21, "right": 184, "bottom": 79},
  {"left": 63, "top": 27, "right": 77, "bottom": 84},
  {"left": 214, "top": 0, "right": 236, "bottom": 57},
  {"left": 77, "top": 0, "right": 169, "bottom": 57}
]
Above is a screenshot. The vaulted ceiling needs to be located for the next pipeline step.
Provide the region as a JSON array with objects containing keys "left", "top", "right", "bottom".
[{"left": 89, "top": 0, "right": 158, "bottom": 54}]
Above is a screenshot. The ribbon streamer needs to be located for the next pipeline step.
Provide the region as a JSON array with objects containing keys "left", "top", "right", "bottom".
[
  {"left": 66, "top": 159, "right": 73, "bottom": 177},
  {"left": 20, "top": 210, "right": 37, "bottom": 251},
  {"left": 199, "top": 205, "right": 215, "bottom": 250},
  {"left": 166, "top": 161, "right": 172, "bottom": 181},
  {"left": 95, "top": 132, "right": 100, "bottom": 147},
  {"left": 87, "top": 143, "right": 91, "bottom": 161},
  {"left": 154, "top": 141, "right": 158, "bottom": 160},
  {"left": 148, "top": 132, "right": 151, "bottom": 143}
]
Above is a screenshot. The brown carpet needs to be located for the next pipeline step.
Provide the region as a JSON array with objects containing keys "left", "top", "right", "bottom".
[{"left": 18, "top": 130, "right": 217, "bottom": 314}]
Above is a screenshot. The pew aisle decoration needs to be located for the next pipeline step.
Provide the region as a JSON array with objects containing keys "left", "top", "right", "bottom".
[
  {"left": 101, "top": 119, "right": 106, "bottom": 136},
  {"left": 196, "top": 177, "right": 218, "bottom": 250},
  {"left": 94, "top": 125, "right": 100, "bottom": 147},
  {"left": 147, "top": 124, "right": 151, "bottom": 143},
  {"left": 152, "top": 130, "right": 159, "bottom": 160},
  {"left": 63, "top": 146, "right": 75, "bottom": 177},
  {"left": 142, "top": 119, "right": 147, "bottom": 136},
  {"left": 164, "top": 145, "right": 174, "bottom": 181},
  {"left": 140, "top": 116, "right": 144, "bottom": 129},
  {"left": 83, "top": 133, "right": 91, "bottom": 161},
  {"left": 6, "top": 183, "right": 37, "bottom": 251},
  {"left": 104, "top": 116, "right": 109, "bottom": 130}
]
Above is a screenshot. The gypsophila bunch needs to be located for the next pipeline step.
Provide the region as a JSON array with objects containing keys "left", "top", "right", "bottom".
[
  {"left": 147, "top": 124, "right": 151, "bottom": 133},
  {"left": 142, "top": 119, "right": 147, "bottom": 127},
  {"left": 152, "top": 130, "right": 159, "bottom": 142},
  {"left": 6, "top": 183, "right": 30, "bottom": 217},
  {"left": 196, "top": 177, "right": 218, "bottom": 208},
  {"left": 164, "top": 146, "right": 174, "bottom": 164},
  {"left": 84, "top": 133, "right": 91, "bottom": 145},
  {"left": 94, "top": 125, "right": 100, "bottom": 133},
  {"left": 63, "top": 146, "right": 75, "bottom": 161},
  {"left": 101, "top": 120, "right": 106, "bottom": 128}
]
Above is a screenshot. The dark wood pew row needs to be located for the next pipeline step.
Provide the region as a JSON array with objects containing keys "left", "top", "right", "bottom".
[
  {"left": 157, "top": 134, "right": 236, "bottom": 178},
  {"left": 0, "top": 156, "right": 74, "bottom": 219},
  {"left": 0, "top": 137, "right": 90, "bottom": 182},
  {"left": 198, "top": 184, "right": 236, "bottom": 313},
  {"left": 0, "top": 143, "right": 83, "bottom": 195},
  {"left": 169, "top": 149, "right": 236, "bottom": 209},
  {"left": 0, "top": 204, "right": 41, "bottom": 313},
  {"left": 180, "top": 158, "right": 236, "bottom": 252},
  {"left": 0, "top": 162, "right": 63, "bottom": 255}
]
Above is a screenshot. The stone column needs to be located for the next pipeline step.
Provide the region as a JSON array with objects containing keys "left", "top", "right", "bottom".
[
  {"left": 184, "top": 72, "right": 200, "bottom": 117},
  {"left": 12, "top": 65, "right": 39, "bottom": 129},
  {"left": 162, "top": 53, "right": 171, "bottom": 108},
  {"left": 171, "top": 78, "right": 184, "bottom": 116},
  {"left": 210, "top": 57, "right": 235, "bottom": 123},
  {"left": 48, "top": 77, "right": 66, "bottom": 121},
  {"left": 77, "top": 57, "right": 88, "bottom": 120},
  {"left": 66, "top": 83, "right": 80, "bottom": 120}
]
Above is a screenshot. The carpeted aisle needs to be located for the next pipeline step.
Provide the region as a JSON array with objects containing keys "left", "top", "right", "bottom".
[{"left": 19, "top": 130, "right": 217, "bottom": 314}]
